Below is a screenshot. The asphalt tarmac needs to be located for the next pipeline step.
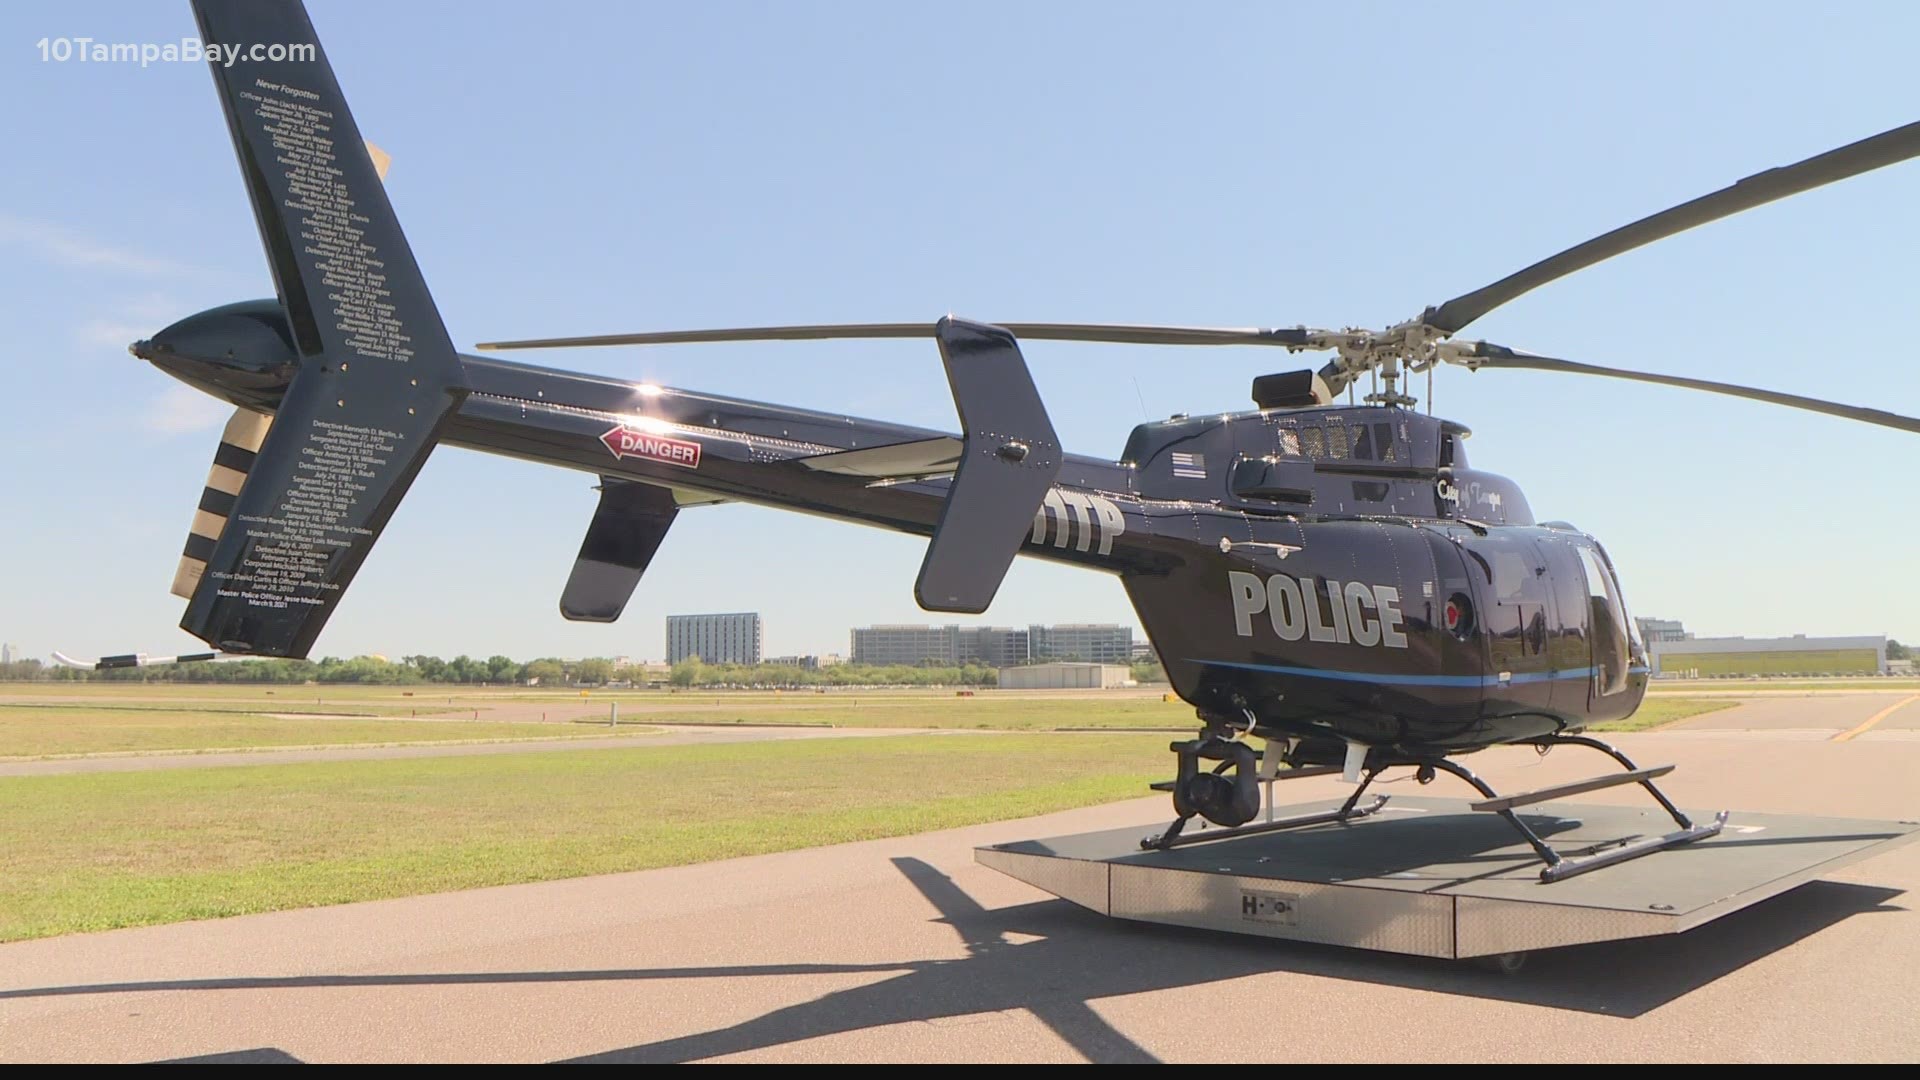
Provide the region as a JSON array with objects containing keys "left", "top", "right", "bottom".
[
  {"left": 2, "top": 725, "right": 1916, "bottom": 1063},
  {"left": 1670, "top": 692, "right": 1920, "bottom": 734}
]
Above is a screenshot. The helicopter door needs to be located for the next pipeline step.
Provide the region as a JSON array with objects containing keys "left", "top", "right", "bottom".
[
  {"left": 1478, "top": 533, "right": 1552, "bottom": 711},
  {"left": 1574, "top": 544, "right": 1635, "bottom": 700}
]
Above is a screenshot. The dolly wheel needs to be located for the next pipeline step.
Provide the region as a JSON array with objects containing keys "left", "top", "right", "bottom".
[{"left": 1471, "top": 951, "right": 1529, "bottom": 975}]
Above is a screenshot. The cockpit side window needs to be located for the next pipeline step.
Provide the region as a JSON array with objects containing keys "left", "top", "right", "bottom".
[{"left": 1374, "top": 422, "right": 1397, "bottom": 463}]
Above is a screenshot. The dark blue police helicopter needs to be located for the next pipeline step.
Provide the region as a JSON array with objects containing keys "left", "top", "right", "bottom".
[{"left": 92, "top": 0, "right": 1920, "bottom": 881}]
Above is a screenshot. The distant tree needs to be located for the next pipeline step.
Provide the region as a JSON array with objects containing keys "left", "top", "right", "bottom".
[
  {"left": 573, "top": 657, "right": 614, "bottom": 685},
  {"left": 444, "top": 655, "right": 484, "bottom": 684},
  {"left": 669, "top": 656, "right": 703, "bottom": 688},
  {"left": 1889, "top": 639, "right": 1909, "bottom": 661},
  {"left": 486, "top": 655, "right": 522, "bottom": 684},
  {"left": 522, "top": 658, "right": 565, "bottom": 685},
  {"left": 406, "top": 655, "right": 447, "bottom": 681},
  {"left": 1130, "top": 659, "right": 1166, "bottom": 684}
]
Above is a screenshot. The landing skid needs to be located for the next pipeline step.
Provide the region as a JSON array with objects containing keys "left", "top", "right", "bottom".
[
  {"left": 1141, "top": 733, "right": 1729, "bottom": 883},
  {"left": 1432, "top": 735, "right": 1728, "bottom": 883}
]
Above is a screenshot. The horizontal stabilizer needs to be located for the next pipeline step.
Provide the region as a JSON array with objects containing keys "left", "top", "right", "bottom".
[
  {"left": 53, "top": 650, "right": 231, "bottom": 670},
  {"left": 800, "top": 437, "right": 963, "bottom": 480},
  {"left": 915, "top": 319, "right": 1061, "bottom": 614},
  {"left": 560, "top": 480, "right": 680, "bottom": 622}
]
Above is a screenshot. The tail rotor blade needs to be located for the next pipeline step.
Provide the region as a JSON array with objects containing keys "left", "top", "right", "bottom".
[{"left": 172, "top": 407, "right": 272, "bottom": 599}]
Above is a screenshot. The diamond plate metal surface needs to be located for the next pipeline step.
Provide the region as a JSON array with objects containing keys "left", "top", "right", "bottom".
[
  {"left": 1453, "top": 895, "right": 1671, "bottom": 957},
  {"left": 1109, "top": 864, "right": 1456, "bottom": 958},
  {"left": 975, "top": 847, "right": 1110, "bottom": 914}
]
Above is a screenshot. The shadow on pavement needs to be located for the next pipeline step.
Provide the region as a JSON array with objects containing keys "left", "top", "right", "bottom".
[{"left": 0, "top": 861, "right": 1897, "bottom": 1064}]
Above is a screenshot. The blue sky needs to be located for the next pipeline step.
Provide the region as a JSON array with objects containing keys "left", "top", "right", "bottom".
[{"left": 3, "top": 1, "right": 1917, "bottom": 663}]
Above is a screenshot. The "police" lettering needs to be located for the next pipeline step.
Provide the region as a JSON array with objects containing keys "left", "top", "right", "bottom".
[
  {"left": 1031, "top": 489, "right": 1125, "bottom": 557},
  {"left": 1227, "top": 570, "right": 1408, "bottom": 649}
]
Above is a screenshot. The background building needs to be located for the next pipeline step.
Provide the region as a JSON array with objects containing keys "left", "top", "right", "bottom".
[
  {"left": 1650, "top": 634, "right": 1886, "bottom": 676},
  {"left": 666, "top": 612, "right": 763, "bottom": 665},
  {"left": 1030, "top": 624, "right": 1133, "bottom": 664},
  {"left": 999, "top": 662, "right": 1133, "bottom": 689},
  {"left": 1635, "top": 617, "right": 1691, "bottom": 645},
  {"left": 848, "top": 623, "right": 1136, "bottom": 666},
  {"left": 959, "top": 627, "right": 1030, "bottom": 668},
  {"left": 849, "top": 625, "right": 1030, "bottom": 667},
  {"left": 851, "top": 625, "right": 958, "bottom": 666}
]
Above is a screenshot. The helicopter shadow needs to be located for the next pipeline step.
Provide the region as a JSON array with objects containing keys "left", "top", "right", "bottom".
[
  {"left": 562, "top": 856, "right": 1903, "bottom": 1062},
  {"left": 5, "top": 856, "right": 1898, "bottom": 1063}
]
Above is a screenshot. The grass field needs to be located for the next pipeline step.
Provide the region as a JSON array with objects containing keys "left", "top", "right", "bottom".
[
  {"left": 0, "top": 686, "right": 1740, "bottom": 757},
  {"left": 0, "top": 685, "right": 1748, "bottom": 941},
  {"left": 0, "top": 734, "right": 1164, "bottom": 942},
  {"left": 1648, "top": 678, "right": 1920, "bottom": 694},
  {"left": 1591, "top": 695, "right": 1737, "bottom": 732},
  {"left": 588, "top": 695, "right": 1202, "bottom": 730},
  {"left": 0, "top": 706, "right": 615, "bottom": 759},
  {"left": 1655, "top": 649, "right": 1881, "bottom": 677}
]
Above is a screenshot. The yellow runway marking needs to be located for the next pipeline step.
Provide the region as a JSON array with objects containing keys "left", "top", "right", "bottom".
[{"left": 1832, "top": 694, "right": 1920, "bottom": 742}]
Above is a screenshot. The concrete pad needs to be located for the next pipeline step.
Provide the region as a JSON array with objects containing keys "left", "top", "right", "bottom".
[{"left": 2, "top": 734, "right": 1917, "bottom": 1063}]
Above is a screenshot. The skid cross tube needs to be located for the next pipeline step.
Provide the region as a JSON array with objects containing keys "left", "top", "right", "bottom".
[
  {"left": 1534, "top": 734, "right": 1698, "bottom": 829},
  {"left": 1468, "top": 764, "right": 1675, "bottom": 813},
  {"left": 1424, "top": 733, "right": 1728, "bottom": 883}
]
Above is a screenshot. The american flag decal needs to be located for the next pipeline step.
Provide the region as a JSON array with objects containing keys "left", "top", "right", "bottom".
[{"left": 1171, "top": 451, "right": 1206, "bottom": 479}]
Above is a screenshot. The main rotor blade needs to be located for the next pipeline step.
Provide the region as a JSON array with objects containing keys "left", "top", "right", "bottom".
[
  {"left": 1424, "top": 120, "right": 1920, "bottom": 335},
  {"left": 1456, "top": 342, "right": 1920, "bottom": 435},
  {"left": 475, "top": 322, "right": 1315, "bottom": 351}
]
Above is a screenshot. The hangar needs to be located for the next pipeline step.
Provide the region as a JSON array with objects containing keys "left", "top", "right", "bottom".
[
  {"left": 997, "top": 663, "right": 1133, "bottom": 690},
  {"left": 1650, "top": 634, "right": 1888, "bottom": 677}
]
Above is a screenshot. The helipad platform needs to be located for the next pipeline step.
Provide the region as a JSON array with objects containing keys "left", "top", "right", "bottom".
[{"left": 976, "top": 796, "right": 1920, "bottom": 960}]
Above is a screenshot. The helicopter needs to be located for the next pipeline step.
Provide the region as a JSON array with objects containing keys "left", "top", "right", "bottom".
[{"left": 92, "top": 0, "right": 1920, "bottom": 881}]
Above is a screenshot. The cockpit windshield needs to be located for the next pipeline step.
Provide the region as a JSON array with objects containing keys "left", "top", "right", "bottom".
[{"left": 1576, "top": 545, "right": 1633, "bottom": 696}]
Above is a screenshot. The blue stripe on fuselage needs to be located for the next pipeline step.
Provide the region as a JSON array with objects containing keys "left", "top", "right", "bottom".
[{"left": 1187, "top": 659, "right": 1646, "bottom": 688}]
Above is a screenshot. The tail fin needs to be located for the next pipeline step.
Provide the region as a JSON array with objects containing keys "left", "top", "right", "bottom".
[
  {"left": 180, "top": 0, "right": 466, "bottom": 656},
  {"left": 914, "top": 319, "right": 1061, "bottom": 613}
]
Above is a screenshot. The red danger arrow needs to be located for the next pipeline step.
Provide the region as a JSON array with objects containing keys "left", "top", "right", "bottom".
[{"left": 599, "top": 425, "right": 702, "bottom": 469}]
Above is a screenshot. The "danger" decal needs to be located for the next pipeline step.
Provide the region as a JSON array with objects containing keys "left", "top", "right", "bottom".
[{"left": 599, "top": 425, "right": 701, "bottom": 469}]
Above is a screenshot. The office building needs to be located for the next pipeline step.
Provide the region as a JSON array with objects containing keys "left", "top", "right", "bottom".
[
  {"left": 1029, "top": 624, "right": 1134, "bottom": 664},
  {"left": 666, "top": 612, "right": 763, "bottom": 665}
]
